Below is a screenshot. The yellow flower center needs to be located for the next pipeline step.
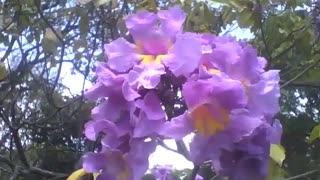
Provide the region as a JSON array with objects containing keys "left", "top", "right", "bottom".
[
  {"left": 137, "top": 54, "right": 167, "bottom": 65},
  {"left": 134, "top": 41, "right": 171, "bottom": 65},
  {"left": 201, "top": 65, "right": 220, "bottom": 75},
  {"left": 116, "top": 155, "right": 132, "bottom": 180},
  {"left": 190, "top": 104, "right": 229, "bottom": 136}
]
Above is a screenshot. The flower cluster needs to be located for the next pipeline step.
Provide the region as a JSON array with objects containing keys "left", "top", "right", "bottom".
[{"left": 82, "top": 6, "right": 282, "bottom": 180}]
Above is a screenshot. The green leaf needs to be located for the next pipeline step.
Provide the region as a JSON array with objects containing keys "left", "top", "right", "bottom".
[
  {"left": 75, "top": 52, "right": 82, "bottom": 60},
  {"left": 93, "top": 0, "right": 111, "bottom": 7},
  {"left": 79, "top": 15, "right": 89, "bottom": 37},
  {"left": 222, "top": 6, "right": 235, "bottom": 24},
  {"left": 270, "top": 144, "right": 286, "bottom": 166},
  {"left": 309, "top": 124, "right": 320, "bottom": 143},
  {"left": 73, "top": 39, "right": 88, "bottom": 51},
  {"left": 77, "top": 0, "right": 92, "bottom": 5},
  {"left": 41, "top": 28, "right": 61, "bottom": 55},
  {"left": 238, "top": 8, "right": 254, "bottom": 28},
  {"left": 0, "top": 62, "right": 8, "bottom": 80},
  {"left": 267, "top": 159, "right": 286, "bottom": 180},
  {"left": 209, "top": 0, "right": 229, "bottom": 5},
  {"left": 228, "top": 0, "right": 248, "bottom": 11}
]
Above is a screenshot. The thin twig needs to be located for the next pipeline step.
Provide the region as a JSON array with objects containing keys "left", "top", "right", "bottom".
[
  {"left": 157, "top": 140, "right": 179, "bottom": 154},
  {"left": 285, "top": 169, "right": 320, "bottom": 180},
  {"left": 281, "top": 59, "right": 320, "bottom": 88}
]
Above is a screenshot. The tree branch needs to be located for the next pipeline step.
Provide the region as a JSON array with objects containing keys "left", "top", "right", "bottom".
[
  {"left": 285, "top": 169, "right": 320, "bottom": 180},
  {"left": 281, "top": 59, "right": 320, "bottom": 88}
]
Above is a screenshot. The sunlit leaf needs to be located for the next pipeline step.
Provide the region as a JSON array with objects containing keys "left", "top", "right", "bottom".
[
  {"left": 93, "top": 0, "right": 111, "bottom": 7},
  {"left": 41, "top": 28, "right": 62, "bottom": 55},
  {"left": 67, "top": 169, "right": 88, "bottom": 180},
  {"left": 309, "top": 124, "right": 320, "bottom": 143},
  {"left": 0, "top": 62, "right": 8, "bottom": 80},
  {"left": 73, "top": 39, "right": 88, "bottom": 51},
  {"left": 238, "top": 8, "right": 254, "bottom": 28},
  {"left": 79, "top": 15, "right": 89, "bottom": 37},
  {"left": 267, "top": 159, "right": 286, "bottom": 180},
  {"left": 75, "top": 52, "right": 83, "bottom": 60},
  {"left": 93, "top": 173, "right": 99, "bottom": 180},
  {"left": 77, "top": 0, "right": 92, "bottom": 5},
  {"left": 270, "top": 144, "right": 286, "bottom": 166}
]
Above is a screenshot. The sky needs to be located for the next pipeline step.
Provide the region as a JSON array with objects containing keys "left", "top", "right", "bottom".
[{"left": 60, "top": 26, "right": 253, "bottom": 170}]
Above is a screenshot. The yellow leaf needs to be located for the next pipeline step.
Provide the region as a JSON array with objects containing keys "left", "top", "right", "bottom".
[
  {"left": 67, "top": 169, "right": 88, "bottom": 180},
  {"left": 93, "top": 0, "right": 111, "bottom": 7},
  {"left": 267, "top": 159, "right": 286, "bottom": 180},
  {"left": 0, "top": 62, "right": 8, "bottom": 80},
  {"left": 309, "top": 124, "right": 320, "bottom": 143},
  {"left": 93, "top": 173, "right": 99, "bottom": 180},
  {"left": 77, "top": 0, "right": 92, "bottom": 5},
  {"left": 270, "top": 144, "right": 285, "bottom": 166}
]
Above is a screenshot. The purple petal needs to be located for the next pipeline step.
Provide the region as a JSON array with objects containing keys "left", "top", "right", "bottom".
[
  {"left": 96, "top": 172, "right": 118, "bottom": 180},
  {"left": 248, "top": 70, "right": 280, "bottom": 115},
  {"left": 96, "top": 63, "right": 126, "bottom": 86},
  {"left": 209, "top": 75, "right": 247, "bottom": 109},
  {"left": 133, "top": 112, "right": 165, "bottom": 137},
  {"left": 125, "top": 11, "right": 158, "bottom": 41},
  {"left": 139, "top": 91, "right": 165, "bottom": 120},
  {"left": 103, "top": 150, "right": 132, "bottom": 179},
  {"left": 158, "top": 6, "right": 186, "bottom": 39},
  {"left": 122, "top": 82, "right": 140, "bottom": 101},
  {"left": 84, "top": 120, "right": 119, "bottom": 147},
  {"left": 159, "top": 113, "right": 193, "bottom": 140},
  {"left": 127, "top": 139, "right": 157, "bottom": 180},
  {"left": 228, "top": 45, "right": 261, "bottom": 81},
  {"left": 104, "top": 38, "right": 138, "bottom": 73},
  {"left": 91, "top": 99, "right": 123, "bottom": 121},
  {"left": 141, "top": 32, "right": 171, "bottom": 55},
  {"left": 163, "top": 33, "right": 202, "bottom": 77},
  {"left": 84, "top": 82, "right": 109, "bottom": 101},
  {"left": 128, "top": 65, "right": 165, "bottom": 89},
  {"left": 182, "top": 76, "right": 246, "bottom": 110},
  {"left": 182, "top": 79, "right": 212, "bottom": 109},
  {"left": 84, "top": 121, "right": 98, "bottom": 141},
  {"left": 82, "top": 152, "right": 106, "bottom": 173},
  {"left": 269, "top": 119, "right": 282, "bottom": 144},
  {"left": 195, "top": 174, "right": 203, "bottom": 180},
  {"left": 226, "top": 109, "right": 263, "bottom": 142},
  {"left": 189, "top": 135, "right": 217, "bottom": 165}
]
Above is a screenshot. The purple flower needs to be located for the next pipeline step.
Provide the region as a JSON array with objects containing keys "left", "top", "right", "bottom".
[
  {"left": 104, "top": 38, "right": 138, "bottom": 73},
  {"left": 84, "top": 119, "right": 120, "bottom": 148},
  {"left": 151, "top": 165, "right": 174, "bottom": 180},
  {"left": 83, "top": 150, "right": 132, "bottom": 180},
  {"left": 158, "top": 6, "right": 186, "bottom": 40},
  {"left": 182, "top": 75, "right": 247, "bottom": 136},
  {"left": 133, "top": 91, "right": 166, "bottom": 137},
  {"left": 247, "top": 70, "right": 280, "bottom": 116},
  {"left": 126, "top": 6, "right": 185, "bottom": 45},
  {"left": 84, "top": 62, "right": 139, "bottom": 102},
  {"left": 212, "top": 126, "right": 272, "bottom": 180},
  {"left": 81, "top": 6, "right": 283, "bottom": 180},
  {"left": 83, "top": 138, "right": 156, "bottom": 180},
  {"left": 163, "top": 33, "right": 202, "bottom": 77},
  {"left": 127, "top": 64, "right": 165, "bottom": 90}
]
